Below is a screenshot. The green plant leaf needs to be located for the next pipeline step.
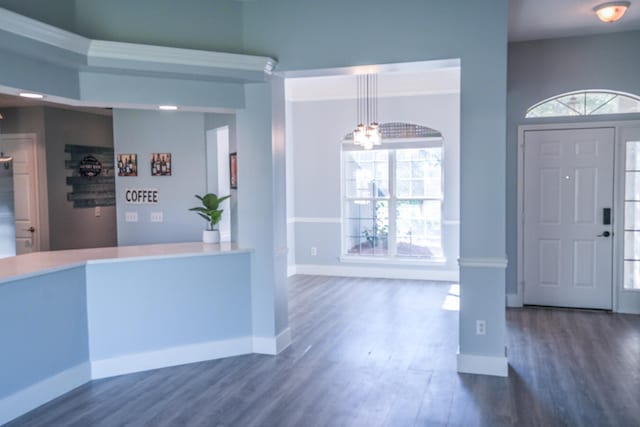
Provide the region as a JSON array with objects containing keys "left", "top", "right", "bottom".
[
  {"left": 190, "top": 193, "right": 230, "bottom": 227},
  {"left": 202, "top": 193, "right": 219, "bottom": 210},
  {"left": 189, "top": 207, "right": 209, "bottom": 214}
]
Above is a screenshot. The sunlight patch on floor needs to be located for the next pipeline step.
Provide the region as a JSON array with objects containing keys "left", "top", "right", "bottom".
[{"left": 441, "top": 283, "right": 459, "bottom": 311}]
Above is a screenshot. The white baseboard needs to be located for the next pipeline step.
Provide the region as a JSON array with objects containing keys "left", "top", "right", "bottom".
[
  {"left": 276, "top": 328, "right": 292, "bottom": 353},
  {"left": 293, "top": 264, "right": 459, "bottom": 282},
  {"left": 287, "top": 265, "right": 297, "bottom": 277},
  {"left": 253, "top": 327, "right": 292, "bottom": 355},
  {"left": 0, "top": 362, "right": 91, "bottom": 426},
  {"left": 2, "top": 333, "right": 294, "bottom": 425},
  {"left": 457, "top": 351, "right": 509, "bottom": 377},
  {"left": 91, "top": 337, "right": 253, "bottom": 379},
  {"left": 506, "top": 293, "right": 523, "bottom": 308}
]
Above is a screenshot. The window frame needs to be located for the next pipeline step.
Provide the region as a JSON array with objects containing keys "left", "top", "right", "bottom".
[
  {"left": 623, "top": 139, "right": 640, "bottom": 291},
  {"left": 340, "top": 137, "right": 446, "bottom": 265},
  {"left": 526, "top": 90, "right": 640, "bottom": 119}
]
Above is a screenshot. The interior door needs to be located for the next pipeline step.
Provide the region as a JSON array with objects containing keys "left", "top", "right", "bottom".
[
  {"left": 523, "top": 128, "right": 614, "bottom": 309},
  {"left": 0, "top": 135, "right": 39, "bottom": 254}
]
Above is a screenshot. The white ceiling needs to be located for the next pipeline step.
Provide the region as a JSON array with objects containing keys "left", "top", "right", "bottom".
[
  {"left": 510, "top": 0, "right": 640, "bottom": 42},
  {"left": 285, "top": 68, "right": 460, "bottom": 102}
]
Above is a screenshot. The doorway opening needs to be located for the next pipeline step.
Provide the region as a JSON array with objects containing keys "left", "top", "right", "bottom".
[
  {"left": 280, "top": 59, "right": 460, "bottom": 283},
  {"left": 0, "top": 94, "right": 116, "bottom": 255}
]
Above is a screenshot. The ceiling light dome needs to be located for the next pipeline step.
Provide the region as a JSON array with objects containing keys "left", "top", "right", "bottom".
[{"left": 593, "top": 1, "right": 630, "bottom": 23}]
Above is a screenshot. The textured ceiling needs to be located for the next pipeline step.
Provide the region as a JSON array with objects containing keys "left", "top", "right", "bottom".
[{"left": 510, "top": 0, "right": 640, "bottom": 42}]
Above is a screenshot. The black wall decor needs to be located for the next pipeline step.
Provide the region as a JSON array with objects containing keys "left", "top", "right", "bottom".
[{"left": 65, "top": 144, "right": 116, "bottom": 208}]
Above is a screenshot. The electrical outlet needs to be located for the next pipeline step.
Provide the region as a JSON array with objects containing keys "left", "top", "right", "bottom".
[
  {"left": 476, "top": 320, "right": 486, "bottom": 336},
  {"left": 150, "top": 212, "right": 163, "bottom": 223},
  {"left": 310, "top": 246, "right": 318, "bottom": 256},
  {"left": 125, "top": 211, "right": 138, "bottom": 222}
]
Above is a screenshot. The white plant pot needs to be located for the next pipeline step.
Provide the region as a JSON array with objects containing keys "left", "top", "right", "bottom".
[{"left": 203, "top": 229, "right": 220, "bottom": 244}]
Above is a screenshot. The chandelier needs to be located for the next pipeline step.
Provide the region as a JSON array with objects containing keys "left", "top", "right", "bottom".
[{"left": 353, "top": 74, "right": 381, "bottom": 150}]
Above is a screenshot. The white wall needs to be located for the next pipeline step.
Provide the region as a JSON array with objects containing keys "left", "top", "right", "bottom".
[{"left": 287, "top": 92, "right": 460, "bottom": 279}]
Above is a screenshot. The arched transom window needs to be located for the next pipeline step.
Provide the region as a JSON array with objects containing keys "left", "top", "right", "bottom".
[{"left": 526, "top": 90, "right": 640, "bottom": 118}]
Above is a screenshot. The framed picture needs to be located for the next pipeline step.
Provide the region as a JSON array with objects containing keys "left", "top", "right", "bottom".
[
  {"left": 151, "top": 153, "right": 172, "bottom": 176},
  {"left": 117, "top": 153, "right": 138, "bottom": 177},
  {"left": 229, "top": 152, "right": 237, "bottom": 189}
]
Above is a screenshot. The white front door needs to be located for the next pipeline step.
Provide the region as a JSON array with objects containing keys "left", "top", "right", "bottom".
[
  {"left": 0, "top": 135, "right": 39, "bottom": 254},
  {"left": 523, "top": 128, "right": 614, "bottom": 309}
]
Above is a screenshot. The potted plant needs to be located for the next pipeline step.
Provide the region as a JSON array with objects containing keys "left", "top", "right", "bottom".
[{"left": 189, "top": 193, "right": 230, "bottom": 243}]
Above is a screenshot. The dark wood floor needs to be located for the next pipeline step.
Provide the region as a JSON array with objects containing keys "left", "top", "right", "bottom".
[{"left": 7, "top": 276, "right": 640, "bottom": 427}]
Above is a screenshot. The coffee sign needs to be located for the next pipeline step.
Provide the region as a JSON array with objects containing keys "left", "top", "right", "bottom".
[{"left": 125, "top": 188, "right": 159, "bottom": 204}]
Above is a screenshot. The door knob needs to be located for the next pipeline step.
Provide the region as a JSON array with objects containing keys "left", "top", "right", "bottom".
[
  {"left": 597, "top": 231, "right": 611, "bottom": 237},
  {"left": 26, "top": 226, "right": 35, "bottom": 233}
]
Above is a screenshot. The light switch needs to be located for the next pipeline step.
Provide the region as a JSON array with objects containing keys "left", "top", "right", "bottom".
[
  {"left": 150, "top": 212, "right": 163, "bottom": 223},
  {"left": 125, "top": 211, "right": 138, "bottom": 222},
  {"left": 95, "top": 206, "right": 101, "bottom": 217}
]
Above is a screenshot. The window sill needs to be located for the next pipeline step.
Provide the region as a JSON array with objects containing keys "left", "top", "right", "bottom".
[{"left": 339, "top": 255, "right": 447, "bottom": 266}]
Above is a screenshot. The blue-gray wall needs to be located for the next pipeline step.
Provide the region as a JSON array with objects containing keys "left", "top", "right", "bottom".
[
  {"left": 0, "top": 0, "right": 510, "bottom": 360},
  {"left": 0, "top": 267, "right": 88, "bottom": 399},
  {"left": 242, "top": 0, "right": 509, "bottom": 358},
  {"left": 237, "top": 82, "right": 288, "bottom": 337},
  {"left": 0, "top": 0, "right": 243, "bottom": 53},
  {"left": 0, "top": 0, "right": 76, "bottom": 32},
  {"left": 86, "top": 254, "right": 252, "bottom": 360},
  {"left": 113, "top": 109, "right": 207, "bottom": 245},
  {"left": 288, "top": 93, "right": 460, "bottom": 275},
  {"left": 113, "top": 110, "right": 241, "bottom": 246},
  {"left": 506, "top": 30, "right": 640, "bottom": 294},
  {"left": 74, "top": 0, "right": 244, "bottom": 52}
]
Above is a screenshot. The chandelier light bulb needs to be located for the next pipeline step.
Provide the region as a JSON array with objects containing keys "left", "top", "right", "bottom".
[{"left": 353, "top": 73, "right": 382, "bottom": 150}]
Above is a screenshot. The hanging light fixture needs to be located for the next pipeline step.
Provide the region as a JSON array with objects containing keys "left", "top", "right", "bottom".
[
  {"left": 593, "top": 1, "right": 630, "bottom": 22},
  {"left": 353, "top": 74, "right": 382, "bottom": 150}
]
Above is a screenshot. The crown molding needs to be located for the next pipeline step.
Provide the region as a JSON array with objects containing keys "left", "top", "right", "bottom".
[
  {"left": 0, "top": 8, "right": 90, "bottom": 55},
  {"left": 0, "top": 7, "right": 276, "bottom": 82},
  {"left": 88, "top": 40, "right": 276, "bottom": 76}
]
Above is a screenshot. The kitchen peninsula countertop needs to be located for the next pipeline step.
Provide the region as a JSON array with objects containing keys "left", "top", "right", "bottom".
[{"left": 0, "top": 242, "right": 251, "bottom": 284}]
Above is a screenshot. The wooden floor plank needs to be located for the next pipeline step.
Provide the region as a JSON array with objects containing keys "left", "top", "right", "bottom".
[{"left": 5, "top": 275, "right": 640, "bottom": 427}]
